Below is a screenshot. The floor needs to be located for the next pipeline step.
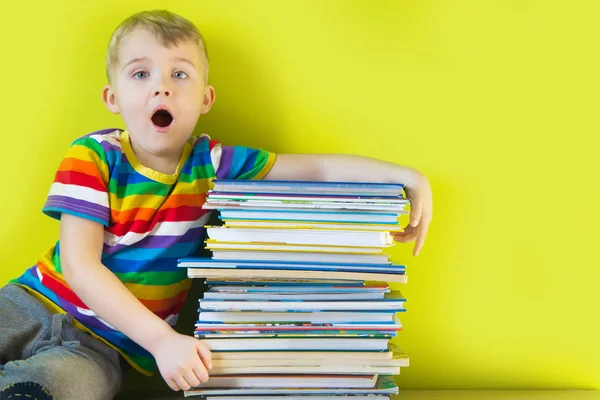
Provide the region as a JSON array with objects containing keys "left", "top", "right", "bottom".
[
  {"left": 125, "top": 390, "right": 600, "bottom": 400},
  {"left": 391, "top": 391, "right": 600, "bottom": 400}
]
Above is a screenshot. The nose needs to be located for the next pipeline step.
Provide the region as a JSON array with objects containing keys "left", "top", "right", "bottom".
[
  {"left": 153, "top": 88, "right": 171, "bottom": 97},
  {"left": 152, "top": 79, "right": 172, "bottom": 97}
]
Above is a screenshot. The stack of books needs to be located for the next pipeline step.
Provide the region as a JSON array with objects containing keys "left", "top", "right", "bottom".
[{"left": 179, "top": 180, "right": 411, "bottom": 399}]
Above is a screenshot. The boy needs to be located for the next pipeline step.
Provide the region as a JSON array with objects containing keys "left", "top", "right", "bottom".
[{"left": 0, "top": 9, "right": 432, "bottom": 400}]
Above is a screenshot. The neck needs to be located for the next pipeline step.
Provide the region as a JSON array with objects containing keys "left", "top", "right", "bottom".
[{"left": 129, "top": 141, "right": 182, "bottom": 175}]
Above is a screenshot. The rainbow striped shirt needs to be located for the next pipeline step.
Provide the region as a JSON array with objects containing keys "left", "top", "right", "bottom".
[{"left": 14, "top": 128, "right": 275, "bottom": 375}]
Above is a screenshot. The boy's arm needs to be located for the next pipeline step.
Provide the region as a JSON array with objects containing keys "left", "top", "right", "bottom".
[
  {"left": 263, "top": 154, "right": 432, "bottom": 256},
  {"left": 60, "top": 214, "right": 211, "bottom": 391}
]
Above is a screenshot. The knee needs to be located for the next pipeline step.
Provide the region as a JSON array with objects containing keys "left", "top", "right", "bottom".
[
  {"left": 1, "top": 359, "right": 77, "bottom": 399},
  {"left": 0, "top": 381, "right": 53, "bottom": 400},
  {"left": 1, "top": 353, "right": 120, "bottom": 400}
]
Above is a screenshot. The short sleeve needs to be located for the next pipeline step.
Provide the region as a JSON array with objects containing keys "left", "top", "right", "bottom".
[
  {"left": 209, "top": 140, "right": 276, "bottom": 180},
  {"left": 42, "top": 136, "right": 111, "bottom": 226}
]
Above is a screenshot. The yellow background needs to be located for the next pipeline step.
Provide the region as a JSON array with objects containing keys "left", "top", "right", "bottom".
[{"left": 1, "top": 0, "right": 598, "bottom": 390}]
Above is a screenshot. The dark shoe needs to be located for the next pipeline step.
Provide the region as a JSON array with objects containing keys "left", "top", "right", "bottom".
[{"left": 0, "top": 382, "right": 53, "bottom": 400}]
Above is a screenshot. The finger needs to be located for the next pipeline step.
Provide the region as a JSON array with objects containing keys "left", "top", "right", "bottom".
[
  {"left": 196, "top": 341, "right": 213, "bottom": 370},
  {"left": 184, "top": 369, "right": 201, "bottom": 388},
  {"left": 393, "top": 233, "right": 417, "bottom": 243},
  {"left": 193, "top": 363, "right": 210, "bottom": 383},
  {"left": 166, "top": 378, "right": 180, "bottom": 392},
  {"left": 413, "top": 215, "right": 431, "bottom": 256},
  {"left": 174, "top": 376, "right": 192, "bottom": 391},
  {"left": 409, "top": 198, "right": 423, "bottom": 228},
  {"left": 394, "top": 225, "right": 415, "bottom": 235},
  {"left": 392, "top": 226, "right": 417, "bottom": 243},
  {"left": 392, "top": 228, "right": 417, "bottom": 242}
]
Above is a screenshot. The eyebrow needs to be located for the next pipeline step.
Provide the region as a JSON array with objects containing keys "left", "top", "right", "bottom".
[
  {"left": 122, "top": 57, "right": 149, "bottom": 70},
  {"left": 122, "top": 56, "right": 197, "bottom": 70},
  {"left": 173, "top": 57, "right": 197, "bottom": 69}
]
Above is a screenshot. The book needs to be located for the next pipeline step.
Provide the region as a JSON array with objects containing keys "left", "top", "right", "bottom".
[
  {"left": 209, "top": 348, "right": 397, "bottom": 360},
  {"left": 205, "top": 226, "right": 396, "bottom": 246},
  {"left": 182, "top": 179, "right": 410, "bottom": 398},
  {"left": 204, "top": 202, "right": 406, "bottom": 212},
  {"left": 211, "top": 179, "right": 404, "bottom": 195},
  {"left": 197, "top": 311, "right": 399, "bottom": 323},
  {"left": 189, "top": 374, "right": 379, "bottom": 389},
  {"left": 196, "top": 333, "right": 400, "bottom": 339},
  {"left": 196, "top": 331, "right": 398, "bottom": 337},
  {"left": 198, "top": 337, "right": 390, "bottom": 351},
  {"left": 210, "top": 250, "right": 390, "bottom": 264},
  {"left": 221, "top": 221, "right": 403, "bottom": 231},
  {"left": 209, "top": 348, "right": 408, "bottom": 368},
  {"left": 205, "top": 240, "right": 389, "bottom": 253},
  {"left": 219, "top": 208, "right": 403, "bottom": 223},
  {"left": 205, "top": 283, "right": 389, "bottom": 292},
  {"left": 187, "top": 268, "right": 408, "bottom": 283},
  {"left": 194, "top": 322, "right": 402, "bottom": 331},
  {"left": 180, "top": 259, "right": 405, "bottom": 274},
  {"left": 198, "top": 293, "right": 406, "bottom": 312},
  {"left": 183, "top": 374, "right": 399, "bottom": 397},
  {"left": 208, "top": 192, "right": 408, "bottom": 204},
  {"left": 202, "top": 291, "right": 387, "bottom": 301},
  {"left": 196, "top": 396, "right": 391, "bottom": 400},
  {"left": 208, "top": 365, "right": 400, "bottom": 375},
  {"left": 204, "top": 279, "right": 367, "bottom": 286}
]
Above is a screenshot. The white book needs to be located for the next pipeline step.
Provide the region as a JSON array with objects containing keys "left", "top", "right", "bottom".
[
  {"left": 187, "top": 268, "right": 408, "bottom": 284},
  {"left": 201, "top": 338, "right": 389, "bottom": 351},
  {"left": 184, "top": 374, "right": 398, "bottom": 396},
  {"left": 206, "top": 226, "right": 394, "bottom": 247},
  {"left": 209, "top": 365, "right": 400, "bottom": 375},
  {"left": 210, "top": 250, "right": 389, "bottom": 264},
  {"left": 204, "top": 202, "right": 405, "bottom": 212},
  {"left": 205, "top": 241, "right": 387, "bottom": 253},
  {"left": 207, "top": 285, "right": 390, "bottom": 293},
  {"left": 198, "top": 299, "right": 405, "bottom": 312},
  {"left": 220, "top": 209, "right": 402, "bottom": 223},
  {"left": 211, "top": 353, "right": 408, "bottom": 367},
  {"left": 223, "top": 220, "right": 402, "bottom": 231},
  {"left": 210, "top": 350, "right": 394, "bottom": 360},
  {"left": 189, "top": 374, "right": 379, "bottom": 389}
]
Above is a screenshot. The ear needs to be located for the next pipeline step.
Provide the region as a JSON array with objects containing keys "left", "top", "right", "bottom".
[
  {"left": 200, "top": 85, "right": 216, "bottom": 115},
  {"left": 102, "top": 84, "right": 120, "bottom": 114}
]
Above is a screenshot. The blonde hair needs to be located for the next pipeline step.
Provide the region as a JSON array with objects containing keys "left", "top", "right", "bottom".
[{"left": 106, "top": 10, "right": 209, "bottom": 83}]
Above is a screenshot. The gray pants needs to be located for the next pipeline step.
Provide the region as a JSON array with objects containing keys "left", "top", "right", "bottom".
[{"left": 0, "top": 284, "right": 124, "bottom": 400}]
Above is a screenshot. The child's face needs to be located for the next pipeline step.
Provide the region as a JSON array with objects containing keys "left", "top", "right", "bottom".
[{"left": 103, "top": 28, "right": 214, "bottom": 169}]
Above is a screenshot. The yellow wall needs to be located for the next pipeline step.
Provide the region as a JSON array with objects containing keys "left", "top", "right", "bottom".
[{"left": 1, "top": 0, "right": 598, "bottom": 390}]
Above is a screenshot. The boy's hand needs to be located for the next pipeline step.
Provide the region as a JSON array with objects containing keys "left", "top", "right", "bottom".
[
  {"left": 391, "top": 172, "right": 432, "bottom": 256},
  {"left": 151, "top": 330, "right": 212, "bottom": 391}
]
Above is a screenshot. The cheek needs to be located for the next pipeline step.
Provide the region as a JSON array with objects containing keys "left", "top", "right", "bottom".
[
  {"left": 178, "top": 94, "right": 204, "bottom": 114},
  {"left": 117, "top": 93, "right": 145, "bottom": 113},
  {"left": 115, "top": 81, "right": 143, "bottom": 104}
]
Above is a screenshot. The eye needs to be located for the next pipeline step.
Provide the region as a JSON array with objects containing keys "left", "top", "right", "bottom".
[
  {"left": 134, "top": 71, "right": 148, "bottom": 79},
  {"left": 173, "top": 71, "right": 188, "bottom": 79}
]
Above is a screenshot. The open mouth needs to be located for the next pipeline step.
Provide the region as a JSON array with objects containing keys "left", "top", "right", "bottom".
[{"left": 151, "top": 109, "right": 174, "bottom": 128}]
